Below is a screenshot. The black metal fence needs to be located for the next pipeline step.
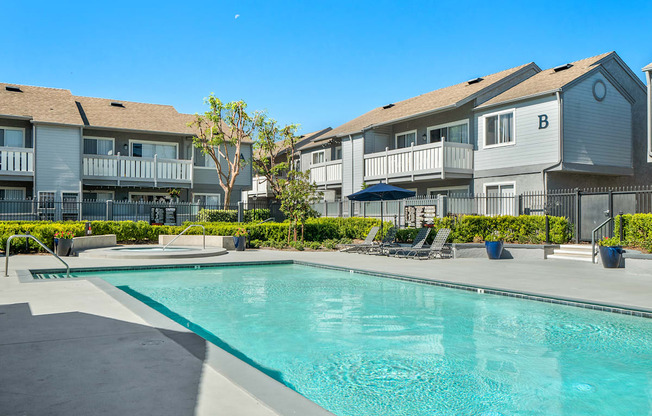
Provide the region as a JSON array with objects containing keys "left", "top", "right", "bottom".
[{"left": 0, "top": 199, "right": 281, "bottom": 224}]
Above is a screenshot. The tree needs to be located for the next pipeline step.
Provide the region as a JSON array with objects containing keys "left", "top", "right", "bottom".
[
  {"left": 252, "top": 119, "right": 301, "bottom": 197},
  {"left": 278, "top": 170, "right": 322, "bottom": 242},
  {"left": 190, "top": 95, "right": 263, "bottom": 208}
]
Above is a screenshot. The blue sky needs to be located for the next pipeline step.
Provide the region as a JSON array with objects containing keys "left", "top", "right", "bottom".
[{"left": 3, "top": 0, "right": 651, "bottom": 134}]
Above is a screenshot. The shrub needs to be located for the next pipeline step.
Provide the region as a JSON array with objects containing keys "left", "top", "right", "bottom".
[
  {"left": 196, "top": 208, "right": 271, "bottom": 223},
  {"left": 615, "top": 214, "right": 652, "bottom": 252}
]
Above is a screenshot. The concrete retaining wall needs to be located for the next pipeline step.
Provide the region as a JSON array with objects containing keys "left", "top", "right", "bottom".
[
  {"left": 622, "top": 252, "right": 652, "bottom": 275},
  {"left": 72, "top": 235, "right": 117, "bottom": 253},
  {"left": 452, "top": 243, "right": 557, "bottom": 260},
  {"left": 158, "top": 235, "right": 236, "bottom": 250}
]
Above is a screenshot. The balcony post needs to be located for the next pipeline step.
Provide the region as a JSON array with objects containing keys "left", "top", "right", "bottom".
[
  {"left": 410, "top": 142, "right": 414, "bottom": 181},
  {"left": 440, "top": 141, "right": 446, "bottom": 180},
  {"left": 116, "top": 153, "right": 121, "bottom": 186},
  {"left": 154, "top": 154, "right": 158, "bottom": 187},
  {"left": 384, "top": 147, "right": 389, "bottom": 183}
]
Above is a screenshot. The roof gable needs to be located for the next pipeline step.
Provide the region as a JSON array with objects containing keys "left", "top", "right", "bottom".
[{"left": 0, "top": 83, "right": 83, "bottom": 125}]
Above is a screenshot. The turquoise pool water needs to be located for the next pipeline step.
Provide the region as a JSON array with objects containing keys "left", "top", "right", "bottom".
[{"left": 99, "top": 264, "right": 652, "bottom": 416}]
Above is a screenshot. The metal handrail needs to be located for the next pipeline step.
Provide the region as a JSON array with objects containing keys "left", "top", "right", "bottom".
[
  {"left": 591, "top": 217, "right": 613, "bottom": 264},
  {"left": 163, "top": 224, "right": 205, "bottom": 250},
  {"left": 5, "top": 234, "right": 70, "bottom": 278}
]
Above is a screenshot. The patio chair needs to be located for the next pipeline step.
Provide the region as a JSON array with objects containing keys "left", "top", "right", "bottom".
[
  {"left": 340, "top": 226, "right": 380, "bottom": 253},
  {"left": 384, "top": 227, "right": 431, "bottom": 256},
  {"left": 366, "top": 226, "right": 398, "bottom": 255},
  {"left": 396, "top": 228, "right": 452, "bottom": 260}
]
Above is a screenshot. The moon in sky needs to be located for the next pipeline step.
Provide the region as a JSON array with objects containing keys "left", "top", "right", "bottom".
[{"left": 235, "top": 14, "right": 240, "bottom": 19}]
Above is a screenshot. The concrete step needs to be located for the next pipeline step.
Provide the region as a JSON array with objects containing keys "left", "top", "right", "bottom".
[
  {"left": 558, "top": 244, "right": 593, "bottom": 252},
  {"left": 552, "top": 249, "right": 594, "bottom": 257},
  {"left": 547, "top": 254, "right": 595, "bottom": 262}
]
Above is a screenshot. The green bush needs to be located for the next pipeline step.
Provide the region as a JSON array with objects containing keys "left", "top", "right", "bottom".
[
  {"left": 197, "top": 208, "right": 271, "bottom": 223},
  {"left": 615, "top": 214, "right": 652, "bottom": 252}
]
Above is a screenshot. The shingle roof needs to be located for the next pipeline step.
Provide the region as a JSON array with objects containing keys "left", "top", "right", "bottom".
[
  {"left": 322, "top": 62, "right": 537, "bottom": 139},
  {"left": 0, "top": 83, "right": 83, "bottom": 125},
  {"left": 253, "top": 127, "right": 332, "bottom": 158},
  {"left": 478, "top": 52, "right": 615, "bottom": 108},
  {"left": 74, "top": 95, "right": 195, "bottom": 135}
]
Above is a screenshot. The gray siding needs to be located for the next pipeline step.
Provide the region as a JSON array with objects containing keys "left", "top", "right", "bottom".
[
  {"left": 563, "top": 71, "right": 632, "bottom": 168},
  {"left": 35, "top": 125, "right": 81, "bottom": 195},
  {"left": 341, "top": 133, "right": 364, "bottom": 196},
  {"left": 193, "top": 143, "right": 252, "bottom": 188},
  {"left": 474, "top": 95, "right": 559, "bottom": 172},
  {"left": 352, "top": 134, "right": 364, "bottom": 193}
]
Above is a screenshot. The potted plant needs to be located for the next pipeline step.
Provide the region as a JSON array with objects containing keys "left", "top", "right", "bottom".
[
  {"left": 484, "top": 231, "right": 504, "bottom": 260},
  {"left": 167, "top": 188, "right": 181, "bottom": 202},
  {"left": 233, "top": 228, "right": 248, "bottom": 251},
  {"left": 54, "top": 230, "right": 75, "bottom": 256},
  {"left": 598, "top": 237, "right": 623, "bottom": 268}
]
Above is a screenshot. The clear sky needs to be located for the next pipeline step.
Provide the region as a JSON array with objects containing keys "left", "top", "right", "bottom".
[{"left": 3, "top": 0, "right": 651, "bottom": 134}]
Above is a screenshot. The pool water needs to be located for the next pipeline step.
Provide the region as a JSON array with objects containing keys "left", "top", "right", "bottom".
[{"left": 98, "top": 264, "right": 652, "bottom": 416}]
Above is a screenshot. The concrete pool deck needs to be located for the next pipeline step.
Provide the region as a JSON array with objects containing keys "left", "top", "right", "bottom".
[{"left": 1, "top": 250, "right": 651, "bottom": 415}]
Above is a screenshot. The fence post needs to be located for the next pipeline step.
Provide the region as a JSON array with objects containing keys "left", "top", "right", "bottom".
[
  {"left": 545, "top": 214, "right": 550, "bottom": 244},
  {"left": 517, "top": 195, "right": 523, "bottom": 216},
  {"left": 575, "top": 188, "right": 581, "bottom": 243},
  {"left": 619, "top": 211, "right": 624, "bottom": 242},
  {"left": 437, "top": 195, "right": 448, "bottom": 218},
  {"left": 237, "top": 201, "right": 244, "bottom": 222},
  {"left": 324, "top": 200, "right": 328, "bottom": 217}
]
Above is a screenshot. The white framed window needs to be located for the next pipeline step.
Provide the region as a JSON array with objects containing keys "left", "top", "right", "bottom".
[
  {"left": 311, "top": 150, "right": 325, "bottom": 165},
  {"left": 128, "top": 192, "right": 170, "bottom": 202},
  {"left": 0, "top": 187, "right": 26, "bottom": 200},
  {"left": 426, "top": 120, "right": 469, "bottom": 144},
  {"left": 83, "top": 191, "right": 114, "bottom": 201},
  {"left": 427, "top": 185, "right": 470, "bottom": 197},
  {"left": 193, "top": 193, "right": 221, "bottom": 207},
  {"left": 484, "top": 182, "right": 516, "bottom": 216},
  {"left": 0, "top": 127, "right": 25, "bottom": 148},
  {"left": 483, "top": 110, "right": 515, "bottom": 148},
  {"left": 38, "top": 191, "right": 56, "bottom": 209},
  {"left": 130, "top": 140, "right": 178, "bottom": 159},
  {"left": 395, "top": 130, "right": 417, "bottom": 149},
  {"left": 334, "top": 145, "right": 342, "bottom": 160},
  {"left": 83, "top": 137, "right": 115, "bottom": 155}
]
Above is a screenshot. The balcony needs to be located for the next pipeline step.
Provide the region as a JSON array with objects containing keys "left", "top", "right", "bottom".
[
  {"left": 364, "top": 141, "right": 473, "bottom": 183},
  {"left": 82, "top": 154, "right": 192, "bottom": 185},
  {"left": 310, "top": 160, "right": 342, "bottom": 186},
  {"left": 0, "top": 147, "right": 34, "bottom": 175},
  {"left": 248, "top": 175, "right": 274, "bottom": 197}
]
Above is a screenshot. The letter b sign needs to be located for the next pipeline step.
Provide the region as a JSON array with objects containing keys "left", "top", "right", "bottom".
[{"left": 538, "top": 114, "right": 549, "bottom": 129}]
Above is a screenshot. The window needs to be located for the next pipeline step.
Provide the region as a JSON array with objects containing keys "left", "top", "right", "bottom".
[
  {"left": 0, "top": 127, "right": 24, "bottom": 148},
  {"left": 312, "top": 150, "right": 325, "bottom": 165},
  {"left": 0, "top": 188, "right": 25, "bottom": 200},
  {"left": 129, "top": 192, "right": 169, "bottom": 202},
  {"left": 83, "top": 191, "right": 113, "bottom": 201},
  {"left": 395, "top": 130, "right": 416, "bottom": 149},
  {"left": 427, "top": 120, "right": 469, "bottom": 144},
  {"left": 83, "top": 137, "right": 114, "bottom": 155},
  {"left": 427, "top": 186, "right": 469, "bottom": 198},
  {"left": 194, "top": 193, "right": 221, "bottom": 207},
  {"left": 38, "top": 191, "right": 55, "bottom": 209},
  {"left": 485, "top": 183, "right": 515, "bottom": 216},
  {"left": 131, "top": 141, "right": 178, "bottom": 159},
  {"left": 333, "top": 146, "right": 342, "bottom": 160},
  {"left": 484, "top": 111, "right": 515, "bottom": 147}
]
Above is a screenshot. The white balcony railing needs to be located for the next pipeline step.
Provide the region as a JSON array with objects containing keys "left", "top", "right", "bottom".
[
  {"left": 364, "top": 141, "right": 473, "bottom": 181},
  {"left": 249, "top": 175, "right": 273, "bottom": 197},
  {"left": 310, "top": 160, "right": 342, "bottom": 185},
  {"left": 0, "top": 147, "right": 34, "bottom": 174},
  {"left": 83, "top": 154, "right": 192, "bottom": 184}
]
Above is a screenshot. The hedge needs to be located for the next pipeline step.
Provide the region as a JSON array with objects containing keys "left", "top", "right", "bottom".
[
  {"left": 197, "top": 208, "right": 271, "bottom": 223},
  {"left": 0, "top": 215, "right": 574, "bottom": 254},
  {"left": 615, "top": 213, "right": 652, "bottom": 252}
]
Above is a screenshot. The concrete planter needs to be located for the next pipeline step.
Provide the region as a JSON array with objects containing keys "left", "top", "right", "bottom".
[{"left": 233, "top": 236, "right": 246, "bottom": 251}]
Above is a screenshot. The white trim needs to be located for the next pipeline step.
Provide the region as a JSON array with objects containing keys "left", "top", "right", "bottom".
[
  {"left": 481, "top": 109, "right": 516, "bottom": 149},
  {"left": 0, "top": 126, "right": 26, "bottom": 148},
  {"left": 311, "top": 150, "right": 326, "bottom": 165},
  {"left": 394, "top": 129, "right": 417, "bottom": 149},
  {"left": 128, "top": 191, "right": 170, "bottom": 202},
  {"left": 128, "top": 139, "right": 179, "bottom": 158},
  {"left": 82, "top": 136, "right": 115, "bottom": 155},
  {"left": 483, "top": 181, "right": 516, "bottom": 216},
  {"left": 426, "top": 119, "right": 470, "bottom": 144},
  {"left": 0, "top": 186, "right": 26, "bottom": 199},
  {"left": 192, "top": 192, "right": 222, "bottom": 205}
]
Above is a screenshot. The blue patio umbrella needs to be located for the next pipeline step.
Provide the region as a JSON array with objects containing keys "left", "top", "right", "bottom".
[{"left": 347, "top": 183, "right": 416, "bottom": 233}]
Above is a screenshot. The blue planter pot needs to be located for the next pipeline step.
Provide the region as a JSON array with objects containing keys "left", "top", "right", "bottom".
[
  {"left": 599, "top": 245, "right": 623, "bottom": 268},
  {"left": 485, "top": 241, "right": 504, "bottom": 260},
  {"left": 233, "top": 236, "right": 246, "bottom": 251}
]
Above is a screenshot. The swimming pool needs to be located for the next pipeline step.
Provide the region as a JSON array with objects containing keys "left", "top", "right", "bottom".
[{"left": 95, "top": 263, "right": 652, "bottom": 416}]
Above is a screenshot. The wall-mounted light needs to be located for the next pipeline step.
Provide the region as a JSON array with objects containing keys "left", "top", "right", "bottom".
[
  {"left": 123, "top": 144, "right": 128, "bottom": 151},
  {"left": 422, "top": 133, "right": 427, "bottom": 141}
]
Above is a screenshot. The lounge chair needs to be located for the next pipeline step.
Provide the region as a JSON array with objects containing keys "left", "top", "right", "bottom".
[
  {"left": 395, "top": 228, "right": 452, "bottom": 260},
  {"left": 340, "top": 226, "right": 380, "bottom": 253},
  {"left": 366, "top": 227, "right": 398, "bottom": 255},
  {"left": 384, "top": 227, "right": 431, "bottom": 257}
]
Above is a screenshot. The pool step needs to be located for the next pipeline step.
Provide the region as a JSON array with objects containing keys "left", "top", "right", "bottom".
[{"left": 547, "top": 245, "right": 596, "bottom": 263}]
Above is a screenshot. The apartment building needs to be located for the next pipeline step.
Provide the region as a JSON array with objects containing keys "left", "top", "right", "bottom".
[
  {"left": 299, "top": 52, "right": 650, "bottom": 205},
  {"left": 0, "top": 84, "right": 252, "bottom": 206}
]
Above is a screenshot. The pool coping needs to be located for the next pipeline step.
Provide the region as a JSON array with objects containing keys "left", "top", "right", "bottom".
[{"left": 16, "top": 259, "right": 652, "bottom": 415}]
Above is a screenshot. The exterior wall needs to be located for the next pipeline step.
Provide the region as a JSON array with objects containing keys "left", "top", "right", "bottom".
[
  {"left": 193, "top": 143, "right": 253, "bottom": 191},
  {"left": 388, "top": 178, "right": 471, "bottom": 196},
  {"left": 645, "top": 69, "right": 652, "bottom": 163},
  {"left": 474, "top": 95, "right": 559, "bottom": 173},
  {"left": 473, "top": 172, "right": 544, "bottom": 194},
  {"left": 34, "top": 124, "right": 82, "bottom": 196},
  {"left": 341, "top": 133, "right": 364, "bottom": 196},
  {"left": 563, "top": 71, "right": 632, "bottom": 168},
  {"left": 82, "top": 129, "right": 192, "bottom": 159}
]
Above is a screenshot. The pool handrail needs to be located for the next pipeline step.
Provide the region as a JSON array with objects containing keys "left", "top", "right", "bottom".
[
  {"left": 5, "top": 234, "right": 70, "bottom": 278},
  {"left": 163, "top": 224, "right": 206, "bottom": 250},
  {"left": 591, "top": 217, "right": 613, "bottom": 264}
]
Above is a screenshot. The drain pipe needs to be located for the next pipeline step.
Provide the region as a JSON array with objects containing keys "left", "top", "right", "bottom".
[{"left": 542, "top": 91, "right": 564, "bottom": 190}]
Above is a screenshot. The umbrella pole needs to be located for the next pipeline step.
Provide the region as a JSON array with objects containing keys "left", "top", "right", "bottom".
[{"left": 380, "top": 200, "right": 383, "bottom": 235}]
